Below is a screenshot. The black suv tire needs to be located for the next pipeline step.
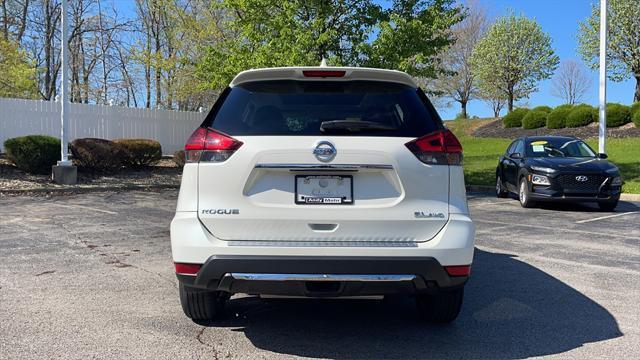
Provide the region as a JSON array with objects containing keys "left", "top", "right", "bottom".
[
  {"left": 179, "top": 283, "right": 227, "bottom": 323},
  {"left": 416, "top": 287, "right": 464, "bottom": 323}
]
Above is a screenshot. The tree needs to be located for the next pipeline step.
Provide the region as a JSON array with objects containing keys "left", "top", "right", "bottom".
[
  {"left": 0, "top": 38, "right": 37, "bottom": 98},
  {"left": 551, "top": 59, "right": 592, "bottom": 105},
  {"left": 471, "top": 12, "right": 559, "bottom": 112},
  {"left": 578, "top": 0, "right": 640, "bottom": 102},
  {"left": 360, "top": 0, "right": 464, "bottom": 79},
  {"left": 434, "top": 0, "right": 487, "bottom": 118},
  {"left": 478, "top": 84, "right": 506, "bottom": 118},
  {"left": 198, "top": 0, "right": 464, "bottom": 91}
]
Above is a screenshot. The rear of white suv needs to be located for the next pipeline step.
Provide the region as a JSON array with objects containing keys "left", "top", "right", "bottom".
[{"left": 170, "top": 67, "right": 475, "bottom": 323}]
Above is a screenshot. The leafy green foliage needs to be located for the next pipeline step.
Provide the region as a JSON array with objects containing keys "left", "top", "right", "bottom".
[
  {"left": 546, "top": 105, "right": 574, "bottom": 129},
  {"left": 70, "top": 138, "right": 127, "bottom": 172},
  {"left": 532, "top": 105, "right": 553, "bottom": 113},
  {"left": 578, "top": 0, "right": 640, "bottom": 101},
  {"left": 631, "top": 102, "right": 640, "bottom": 117},
  {"left": 605, "top": 103, "right": 631, "bottom": 127},
  {"left": 633, "top": 110, "right": 640, "bottom": 127},
  {"left": 114, "top": 139, "right": 163, "bottom": 167},
  {"left": 3, "top": 135, "right": 60, "bottom": 174},
  {"left": 197, "top": 0, "right": 463, "bottom": 90},
  {"left": 0, "top": 39, "right": 38, "bottom": 99},
  {"left": 522, "top": 110, "right": 548, "bottom": 129},
  {"left": 502, "top": 108, "right": 530, "bottom": 128},
  {"left": 471, "top": 12, "right": 559, "bottom": 110},
  {"left": 566, "top": 105, "right": 596, "bottom": 127}
]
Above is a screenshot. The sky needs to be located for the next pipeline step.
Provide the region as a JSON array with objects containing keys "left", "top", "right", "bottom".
[{"left": 438, "top": 0, "right": 636, "bottom": 120}]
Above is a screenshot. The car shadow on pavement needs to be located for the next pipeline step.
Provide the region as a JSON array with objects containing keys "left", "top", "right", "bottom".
[
  {"left": 533, "top": 200, "right": 639, "bottom": 213},
  {"left": 208, "top": 249, "right": 622, "bottom": 359}
]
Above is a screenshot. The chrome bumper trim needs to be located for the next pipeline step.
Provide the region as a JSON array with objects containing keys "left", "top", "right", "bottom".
[
  {"left": 227, "top": 273, "right": 416, "bottom": 282},
  {"left": 254, "top": 164, "right": 393, "bottom": 170}
]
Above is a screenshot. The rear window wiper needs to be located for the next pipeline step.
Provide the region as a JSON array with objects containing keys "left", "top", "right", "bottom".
[{"left": 320, "top": 120, "right": 397, "bottom": 132}]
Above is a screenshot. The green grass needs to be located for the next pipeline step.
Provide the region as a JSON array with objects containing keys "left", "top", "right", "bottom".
[{"left": 457, "top": 136, "right": 640, "bottom": 194}]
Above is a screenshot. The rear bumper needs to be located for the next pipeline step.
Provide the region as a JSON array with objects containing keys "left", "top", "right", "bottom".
[
  {"left": 171, "top": 212, "right": 474, "bottom": 296},
  {"left": 178, "top": 255, "right": 468, "bottom": 296}
]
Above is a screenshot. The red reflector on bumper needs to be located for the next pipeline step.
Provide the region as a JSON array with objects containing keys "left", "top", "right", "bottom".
[
  {"left": 444, "top": 265, "right": 471, "bottom": 277},
  {"left": 174, "top": 263, "right": 201, "bottom": 275}
]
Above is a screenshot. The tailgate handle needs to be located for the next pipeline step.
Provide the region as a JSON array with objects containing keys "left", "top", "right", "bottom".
[{"left": 308, "top": 223, "right": 339, "bottom": 232}]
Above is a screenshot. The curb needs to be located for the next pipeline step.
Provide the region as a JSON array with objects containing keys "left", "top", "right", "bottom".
[
  {"left": 465, "top": 185, "right": 640, "bottom": 201},
  {"left": 0, "top": 184, "right": 179, "bottom": 195}
]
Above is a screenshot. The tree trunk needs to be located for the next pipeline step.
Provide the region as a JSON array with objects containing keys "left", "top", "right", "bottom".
[
  {"left": 460, "top": 101, "right": 468, "bottom": 119},
  {"left": 508, "top": 93, "right": 514, "bottom": 112},
  {"left": 635, "top": 74, "right": 640, "bottom": 103}
]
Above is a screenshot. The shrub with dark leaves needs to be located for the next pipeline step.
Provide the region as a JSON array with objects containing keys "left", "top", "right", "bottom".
[
  {"left": 3, "top": 135, "right": 60, "bottom": 174},
  {"left": 114, "top": 139, "right": 162, "bottom": 167},
  {"left": 70, "top": 138, "right": 126, "bottom": 172}
]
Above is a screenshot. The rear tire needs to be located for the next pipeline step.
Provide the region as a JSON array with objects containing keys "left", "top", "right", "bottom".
[
  {"left": 518, "top": 178, "right": 534, "bottom": 208},
  {"left": 179, "top": 283, "right": 226, "bottom": 323},
  {"left": 496, "top": 175, "right": 508, "bottom": 198},
  {"left": 416, "top": 288, "right": 464, "bottom": 323},
  {"left": 598, "top": 198, "right": 619, "bottom": 212}
]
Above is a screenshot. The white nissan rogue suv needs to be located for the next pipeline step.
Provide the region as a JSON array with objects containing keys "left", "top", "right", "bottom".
[{"left": 170, "top": 66, "right": 475, "bottom": 323}]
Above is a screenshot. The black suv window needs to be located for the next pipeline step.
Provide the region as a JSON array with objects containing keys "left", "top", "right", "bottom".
[{"left": 202, "top": 80, "right": 442, "bottom": 137}]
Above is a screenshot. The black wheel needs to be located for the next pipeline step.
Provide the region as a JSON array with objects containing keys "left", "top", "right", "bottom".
[
  {"left": 518, "top": 178, "right": 534, "bottom": 208},
  {"left": 416, "top": 288, "right": 464, "bottom": 323},
  {"left": 179, "top": 283, "right": 227, "bottom": 323},
  {"left": 598, "top": 197, "right": 619, "bottom": 212},
  {"left": 496, "top": 174, "right": 508, "bottom": 198}
]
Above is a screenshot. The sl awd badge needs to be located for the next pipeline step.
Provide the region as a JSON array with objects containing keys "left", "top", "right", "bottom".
[{"left": 414, "top": 211, "right": 445, "bottom": 219}]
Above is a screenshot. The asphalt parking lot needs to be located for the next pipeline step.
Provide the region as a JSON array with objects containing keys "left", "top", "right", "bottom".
[{"left": 1, "top": 190, "right": 638, "bottom": 359}]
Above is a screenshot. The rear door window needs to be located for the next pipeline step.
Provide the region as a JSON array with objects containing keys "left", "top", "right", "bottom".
[{"left": 202, "top": 80, "right": 442, "bottom": 137}]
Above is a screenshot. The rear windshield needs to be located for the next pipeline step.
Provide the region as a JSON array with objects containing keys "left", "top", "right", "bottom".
[{"left": 202, "top": 80, "right": 442, "bottom": 137}]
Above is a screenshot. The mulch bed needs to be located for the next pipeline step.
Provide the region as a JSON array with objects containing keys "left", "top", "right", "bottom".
[
  {"left": 0, "top": 156, "right": 182, "bottom": 194},
  {"left": 473, "top": 120, "right": 640, "bottom": 139}
]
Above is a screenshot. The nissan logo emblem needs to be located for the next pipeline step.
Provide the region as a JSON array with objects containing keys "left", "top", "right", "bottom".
[
  {"left": 576, "top": 175, "right": 589, "bottom": 182},
  {"left": 313, "top": 141, "right": 336, "bottom": 162}
]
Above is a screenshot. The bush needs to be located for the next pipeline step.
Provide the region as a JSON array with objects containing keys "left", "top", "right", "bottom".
[
  {"left": 522, "top": 110, "right": 548, "bottom": 129},
  {"left": 566, "top": 105, "right": 596, "bottom": 127},
  {"left": 631, "top": 102, "right": 640, "bottom": 117},
  {"left": 546, "top": 105, "right": 573, "bottom": 129},
  {"left": 114, "top": 139, "right": 162, "bottom": 167},
  {"left": 3, "top": 135, "right": 60, "bottom": 174},
  {"left": 503, "top": 108, "right": 530, "bottom": 128},
  {"left": 70, "top": 138, "right": 126, "bottom": 172},
  {"left": 605, "top": 103, "right": 631, "bottom": 127},
  {"left": 173, "top": 150, "right": 185, "bottom": 167},
  {"left": 532, "top": 105, "right": 553, "bottom": 113},
  {"left": 634, "top": 110, "right": 640, "bottom": 127}
]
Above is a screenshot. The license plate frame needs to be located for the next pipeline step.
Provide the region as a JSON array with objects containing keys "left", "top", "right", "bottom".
[{"left": 295, "top": 175, "right": 354, "bottom": 205}]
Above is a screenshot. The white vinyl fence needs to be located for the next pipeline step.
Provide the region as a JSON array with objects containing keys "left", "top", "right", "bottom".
[{"left": 0, "top": 98, "right": 205, "bottom": 154}]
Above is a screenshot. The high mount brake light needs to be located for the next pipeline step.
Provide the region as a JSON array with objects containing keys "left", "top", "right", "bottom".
[
  {"left": 302, "top": 70, "right": 346, "bottom": 78},
  {"left": 184, "top": 127, "right": 243, "bottom": 163},
  {"left": 405, "top": 130, "right": 463, "bottom": 165}
]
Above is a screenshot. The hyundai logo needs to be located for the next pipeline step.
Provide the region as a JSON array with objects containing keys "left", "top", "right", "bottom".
[
  {"left": 576, "top": 175, "right": 589, "bottom": 182},
  {"left": 313, "top": 141, "right": 336, "bottom": 162}
]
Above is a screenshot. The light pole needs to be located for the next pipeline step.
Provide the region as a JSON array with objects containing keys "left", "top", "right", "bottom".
[
  {"left": 598, "top": 0, "right": 607, "bottom": 155},
  {"left": 52, "top": 0, "right": 77, "bottom": 184}
]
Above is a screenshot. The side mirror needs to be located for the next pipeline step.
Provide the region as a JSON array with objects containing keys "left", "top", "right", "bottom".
[
  {"left": 598, "top": 153, "right": 608, "bottom": 159},
  {"left": 511, "top": 152, "right": 523, "bottom": 159}
]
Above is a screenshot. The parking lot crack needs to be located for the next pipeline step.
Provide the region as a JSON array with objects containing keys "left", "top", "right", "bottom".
[{"left": 196, "top": 327, "right": 220, "bottom": 359}]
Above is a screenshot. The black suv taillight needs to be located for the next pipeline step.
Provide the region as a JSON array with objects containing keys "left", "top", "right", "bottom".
[
  {"left": 184, "top": 127, "right": 243, "bottom": 163},
  {"left": 405, "top": 129, "right": 463, "bottom": 165}
]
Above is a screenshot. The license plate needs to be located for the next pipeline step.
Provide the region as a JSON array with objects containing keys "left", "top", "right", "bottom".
[{"left": 295, "top": 175, "right": 353, "bottom": 205}]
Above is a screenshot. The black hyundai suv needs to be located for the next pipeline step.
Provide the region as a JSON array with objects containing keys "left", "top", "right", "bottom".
[{"left": 496, "top": 136, "right": 622, "bottom": 210}]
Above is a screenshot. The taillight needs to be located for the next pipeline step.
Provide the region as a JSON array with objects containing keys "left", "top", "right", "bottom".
[
  {"left": 174, "top": 262, "right": 201, "bottom": 275},
  {"left": 302, "top": 70, "right": 346, "bottom": 77},
  {"left": 405, "top": 129, "right": 463, "bottom": 165},
  {"left": 444, "top": 265, "right": 471, "bottom": 277},
  {"left": 184, "top": 127, "right": 243, "bottom": 163}
]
